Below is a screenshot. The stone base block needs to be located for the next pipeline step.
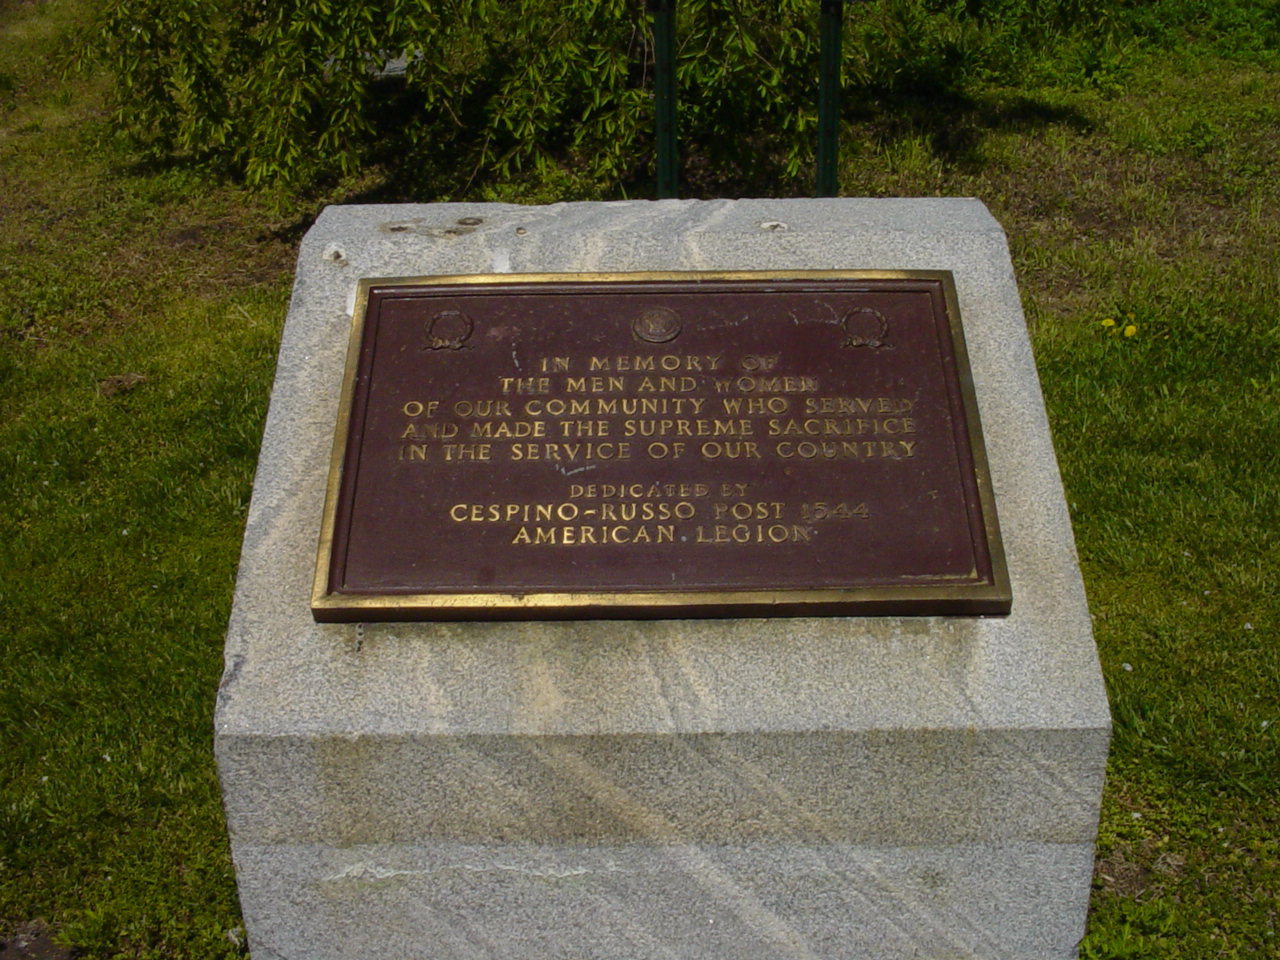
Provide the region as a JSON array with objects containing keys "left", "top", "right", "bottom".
[
  {"left": 217, "top": 199, "right": 1110, "bottom": 959},
  {"left": 233, "top": 842, "right": 1095, "bottom": 960}
]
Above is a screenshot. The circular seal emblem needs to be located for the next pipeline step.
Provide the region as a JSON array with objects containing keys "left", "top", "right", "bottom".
[
  {"left": 424, "top": 310, "right": 474, "bottom": 350},
  {"left": 632, "top": 307, "right": 682, "bottom": 344}
]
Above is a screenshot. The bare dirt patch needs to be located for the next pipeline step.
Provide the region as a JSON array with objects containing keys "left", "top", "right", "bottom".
[
  {"left": 97, "top": 371, "right": 146, "bottom": 396},
  {"left": 0, "top": 921, "right": 71, "bottom": 960},
  {"left": 1096, "top": 848, "right": 1155, "bottom": 898}
]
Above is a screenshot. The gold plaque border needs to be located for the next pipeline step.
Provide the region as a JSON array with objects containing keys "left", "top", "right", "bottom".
[{"left": 311, "top": 270, "right": 1010, "bottom": 621}]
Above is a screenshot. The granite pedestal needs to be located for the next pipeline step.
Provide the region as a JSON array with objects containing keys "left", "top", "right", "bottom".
[{"left": 215, "top": 198, "right": 1110, "bottom": 960}]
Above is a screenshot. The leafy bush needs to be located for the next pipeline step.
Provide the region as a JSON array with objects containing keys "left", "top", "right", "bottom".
[{"left": 86, "top": 0, "right": 1127, "bottom": 197}]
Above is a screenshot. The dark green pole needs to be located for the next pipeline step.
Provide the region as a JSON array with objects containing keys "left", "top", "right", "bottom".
[
  {"left": 816, "top": 0, "right": 843, "bottom": 197},
  {"left": 649, "top": 0, "right": 678, "bottom": 198}
]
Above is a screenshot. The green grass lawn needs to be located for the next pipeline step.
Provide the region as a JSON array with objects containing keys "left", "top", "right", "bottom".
[{"left": 1, "top": 2, "right": 1277, "bottom": 958}]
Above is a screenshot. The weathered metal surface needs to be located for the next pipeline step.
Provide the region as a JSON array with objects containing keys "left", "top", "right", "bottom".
[{"left": 312, "top": 271, "right": 1009, "bottom": 620}]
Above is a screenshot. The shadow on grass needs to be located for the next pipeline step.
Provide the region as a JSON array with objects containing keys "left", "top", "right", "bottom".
[
  {"left": 101, "top": 70, "right": 1095, "bottom": 218},
  {"left": 849, "top": 85, "right": 1094, "bottom": 173},
  {"left": 337, "top": 79, "right": 1094, "bottom": 203}
]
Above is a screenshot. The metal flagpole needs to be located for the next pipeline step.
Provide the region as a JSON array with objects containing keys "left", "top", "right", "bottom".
[
  {"left": 649, "top": 0, "right": 678, "bottom": 198},
  {"left": 816, "top": 0, "right": 844, "bottom": 197}
]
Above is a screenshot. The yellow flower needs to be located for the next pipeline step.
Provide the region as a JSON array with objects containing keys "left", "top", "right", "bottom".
[
  {"left": 1126, "top": 312, "right": 1136, "bottom": 320},
  {"left": 1123, "top": 324, "right": 1137, "bottom": 337},
  {"left": 1101, "top": 317, "right": 1115, "bottom": 327}
]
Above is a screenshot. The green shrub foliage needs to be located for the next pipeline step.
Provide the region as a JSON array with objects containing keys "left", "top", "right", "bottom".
[{"left": 90, "top": 0, "right": 1117, "bottom": 195}]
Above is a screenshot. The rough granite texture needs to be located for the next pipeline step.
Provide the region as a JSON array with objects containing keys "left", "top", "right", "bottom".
[{"left": 215, "top": 199, "right": 1110, "bottom": 960}]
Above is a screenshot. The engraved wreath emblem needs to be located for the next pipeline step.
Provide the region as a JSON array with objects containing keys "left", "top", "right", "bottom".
[
  {"left": 840, "top": 307, "right": 890, "bottom": 349},
  {"left": 423, "top": 310, "right": 474, "bottom": 350}
]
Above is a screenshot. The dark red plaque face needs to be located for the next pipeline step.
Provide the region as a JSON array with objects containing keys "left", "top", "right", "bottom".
[{"left": 312, "top": 271, "right": 1009, "bottom": 621}]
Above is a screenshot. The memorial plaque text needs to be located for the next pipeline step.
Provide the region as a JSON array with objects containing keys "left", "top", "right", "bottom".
[{"left": 312, "top": 271, "right": 1009, "bottom": 620}]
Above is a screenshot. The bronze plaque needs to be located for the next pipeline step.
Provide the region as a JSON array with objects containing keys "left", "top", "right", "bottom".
[{"left": 312, "top": 271, "right": 1009, "bottom": 621}]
